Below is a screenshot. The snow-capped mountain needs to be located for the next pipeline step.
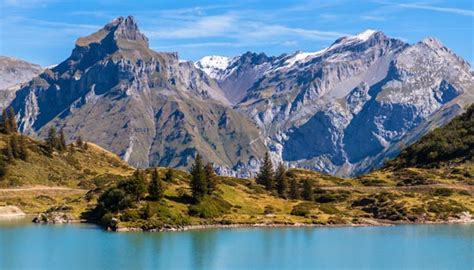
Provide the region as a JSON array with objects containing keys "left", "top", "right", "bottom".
[
  {"left": 197, "top": 29, "right": 474, "bottom": 176},
  {"left": 194, "top": 55, "right": 236, "bottom": 80}
]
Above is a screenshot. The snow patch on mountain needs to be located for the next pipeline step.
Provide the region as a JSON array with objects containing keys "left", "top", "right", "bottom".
[{"left": 194, "top": 55, "right": 235, "bottom": 79}]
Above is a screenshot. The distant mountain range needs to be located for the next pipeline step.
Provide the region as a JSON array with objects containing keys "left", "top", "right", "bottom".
[{"left": 2, "top": 16, "right": 473, "bottom": 176}]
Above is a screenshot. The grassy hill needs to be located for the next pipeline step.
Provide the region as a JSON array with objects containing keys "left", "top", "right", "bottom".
[{"left": 0, "top": 105, "right": 472, "bottom": 230}]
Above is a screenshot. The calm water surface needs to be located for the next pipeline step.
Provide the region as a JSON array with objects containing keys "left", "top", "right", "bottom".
[{"left": 0, "top": 219, "right": 472, "bottom": 270}]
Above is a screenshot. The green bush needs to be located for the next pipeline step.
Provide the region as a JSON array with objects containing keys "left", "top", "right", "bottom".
[
  {"left": 188, "top": 196, "right": 232, "bottom": 218},
  {"left": 432, "top": 188, "right": 454, "bottom": 197},
  {"left": 290, "top": 202, "right": 314, "bottom": 217}
]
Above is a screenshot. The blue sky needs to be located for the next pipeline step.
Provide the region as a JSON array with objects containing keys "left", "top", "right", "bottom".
[{"left": 0, "top": 0, "right": 472, "bottom": 66}]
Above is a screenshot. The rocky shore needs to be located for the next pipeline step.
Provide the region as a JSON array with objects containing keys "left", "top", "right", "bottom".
[{"left": 111, "top": 212, "right": 474, "bottom": 232}]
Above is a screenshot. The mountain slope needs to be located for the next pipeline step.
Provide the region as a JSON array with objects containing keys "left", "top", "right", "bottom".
[
  {"left": 0, "top": 56, "right": 42, "bottom": 109},
  {"left": 10, "top": 16, "right": 266, "bottom": 175},
  {"left": 197, "top": 30, "right": 474, "bottom": 176}
]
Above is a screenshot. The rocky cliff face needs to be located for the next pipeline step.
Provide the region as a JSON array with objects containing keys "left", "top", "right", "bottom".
[
  {"left": 0, "top": 56, "right": 42, "bottom": 109},
  {"left": 199, "top": 30, "right": 473, "bottom": 176},
  {"left": 10, "top": 16, "right": 266, "bottom": 175}
]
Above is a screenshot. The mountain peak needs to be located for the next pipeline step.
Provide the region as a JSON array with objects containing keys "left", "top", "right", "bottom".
[
  {"left": 420, "top": 37, "right": 445, "bottom": 49},
  {"left": 76, "top": 15, "right": 148, "bottom": 48},
  {"left": 353, "top": 29, "right": 380, "bottom": 41}
]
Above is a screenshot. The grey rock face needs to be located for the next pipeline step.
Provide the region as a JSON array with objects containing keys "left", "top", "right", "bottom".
[
  {"left": 198, "top": 30, "right": 473, "bottom": 176},
  {"left": 0, "top": 56, "right": 42, "bottom": 109},
  {"left": 10, "top": 16, "right": 266, "bottom": 175}
]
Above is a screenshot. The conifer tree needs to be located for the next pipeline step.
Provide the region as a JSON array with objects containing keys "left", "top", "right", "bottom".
[
  {"left": 256, "top": 152, "right": 274, "bottom": 191},
  {"left": 10, "top": 135, "right": 20, "bottom": 159},
  {"left": 5, "top": 137, "right": 14, "bottom": 160},
  {"left": 205, "top": 162, "right": 217, "bottom": 195},
  {"left": 18, "top": 135, "right": 28, "bottom": 161},
  {"left": 164, "top": 168, "right": 174, "bottom": 182},
  {"left": 122, "top": 169, "right": 148, "bottom": 202},
  {"left": 190, "top": 154, "right": 207, "bottom": 202},
  {"left": 76, "top": 136, "right": 83, "bottom": 148},
  {"left": 275, "top": 162, "right": 288, "bottom": 198},
  {"left": 302, "top": 179, "right": 314, "bottom": 201},
  {"left": 0, "top": 158, "right": 7, "bottom": 179},
  {"left": 1, "top": 109, "right": 10, "bottom": 134},
  {"left": 59, "top": 129, "right": 67, "bottom": 151},
  {"left": 68, "top": 143, "right": 75, "bottom": 155},
  {"left": 46, "top": 127, "right": 58, "bottom": 154},
  {"left": 83, "top": 142, "right": 89, "bottom": 150},
  {"left": 8, "top": 107, "right": 17, "bottom": 133},
  {"left": 148, "top": 169, "right": 164, "bottom": 201},
  {"left": 289, "top": 177, "right": 300, "bottom": 200}
]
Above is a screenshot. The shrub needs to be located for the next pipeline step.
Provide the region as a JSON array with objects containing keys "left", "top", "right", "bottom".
[
  {"left": 188, "top": 196, "right": 232, "bottom": 218},
  {"left": 290, "top": 202, "right": 314, "bottom": 217},
  {"left": 432, "top": 188, "right": 454, "bottom": 197}
]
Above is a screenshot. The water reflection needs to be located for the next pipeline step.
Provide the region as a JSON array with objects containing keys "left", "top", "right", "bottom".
[{"left": 0, "top": 220, "right": 472, "bottom": 270}]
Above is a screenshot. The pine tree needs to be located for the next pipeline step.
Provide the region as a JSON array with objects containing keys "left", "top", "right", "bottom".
[
  {"left": 68, "top": 143, "right": 75, "bottom": 155},
  {"left": 164, "top": 168, "right": 174, "bottom": 182},
  {"left": 122, "top": 169, "right": 148, "bottom": 202},
  {"left": 5, "top": 137, "right": 14, "bottom": 160},
  {"left": 302, "top": 179, "right": 314, "bottom": 201},
  {"left": 275, "top": 162, "right": 288, "bottom": 198},
  {"left": 10, "top": 135, "right": 20, "bottom": 159},
  {"left": 8, "top": 107, "right": 17, "bottom": 133},
  {"left": 83, "top": 142, "right": 89, "bottom": 150},
  {"left": 46, "top": 127, "right": 58, "bottom": 154},
  {"left": 0, "top": 158, "right": 7, "bottom": 179},
  {"left": 18, "top": 135, "right": 28, "bottom": 161},
  {"left": 289, "top": 177, "right": 300, "bottom": 200},
  {"left": 148, "top": 169, "right": 164, "bottom": 201},
  {"left": 256, "top": 152, "right": 274, "bottom": 191},
  {"left": 1, "top": 109, "right": 10, "bottom": 134},
  {"left": 205, "top": 162, "right": 217, "bottom": 195},
  {"left": 59, "top": 129, "right": 67, "bottom": 151},
  {"left": 76, "top": 136, "right": 83, "bottom": 148},
  {"left": 190, "top": 154, "right": 207, "bottom": 202}
]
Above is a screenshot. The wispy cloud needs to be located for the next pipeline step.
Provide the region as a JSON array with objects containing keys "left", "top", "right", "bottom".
[
  {"left": 395, "top": 3, "right": 474, "bottom": 17},
  {"left": 146, "top": 14, "right": 238, "bottom": 39}
]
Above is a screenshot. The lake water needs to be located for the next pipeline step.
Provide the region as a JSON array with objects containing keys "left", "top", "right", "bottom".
[{"left": 0, "top": 219, "right": 472, "bottom": 270}]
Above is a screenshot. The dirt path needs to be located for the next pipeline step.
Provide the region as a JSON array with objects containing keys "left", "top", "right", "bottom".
[{"left": 0, "top": 185, "right": 86, "bottom": 193}]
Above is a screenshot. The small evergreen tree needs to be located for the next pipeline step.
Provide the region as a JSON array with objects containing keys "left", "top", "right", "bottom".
[
  {"left": 83, "top": 142, "right": 89, "bottom": 150},
  {"left": 5, "top": 137, "right": 14, "bottom": 160},
  {"left": 289, "top": 177, "right": 300, "bottom": 200},
  {"left": 0, "top": 158, "right": 7, "bottom": 179},
  {"left": 8, "top": 107, "right": 17, "bottom": 133},
  {"left": 68, "top": 143, "right": 75, "bottom": 155},
  {"left": 190, "top": 154, "right": 207, "bottom": 202},
  {"left": 46, "top": 127, "right": 58, "bottom": 154},
  {"left": 148, "top": 169, "right": 164, "bottom": 201},
  {"left": 59, "top": 129, "right": 67, "bottom": 151},
  {"left": 76, "top": 136, "right": 83, "bottom": 148},
  {"left": 1, "top": 109, "right": 10, "bottom": 134},
  {"left": 302, "top": 179, "right": 314, "bottom": 201},
  {"left": 18, "top": 135, "right": 28, "bottom": 161},
  {"left": 164, "top": 168, "right": 174, "bottom": 182},
  {"left": 205, "top": 162, "right": 217, "bottom": 195},
  {"left": 256, "top": 152, "right": 274, "bottom": 191},
  {"left": 275, "top": 163, "right": 288, "bottom": 198},
  {"left": 10, "top": 135, "right": 20, "bottom": 159},
  {"left": 121, "top": 169, "right": 148, "bottom": 202}
]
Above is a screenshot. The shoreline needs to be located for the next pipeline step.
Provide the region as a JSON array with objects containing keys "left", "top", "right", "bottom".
[{"left": 112, "top": 215, "right": 474, "bottom": 232}]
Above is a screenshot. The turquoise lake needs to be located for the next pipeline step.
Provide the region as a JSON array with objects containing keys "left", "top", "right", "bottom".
[{"left": 0, "top": 220, "right": 472, "bottom": 269}]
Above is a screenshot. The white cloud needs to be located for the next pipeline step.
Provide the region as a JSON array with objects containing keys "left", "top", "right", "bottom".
[{"left": 396, "top": 3, "right": 474, "bottom": 17}]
